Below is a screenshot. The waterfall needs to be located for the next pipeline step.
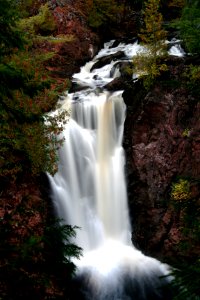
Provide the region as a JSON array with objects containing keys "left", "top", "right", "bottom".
[
  {"left": 49, "top": 90, "right": 130, "bottom": 251},
  {"left": 48, "top": 40, "right": 181, "bottom": 299}
]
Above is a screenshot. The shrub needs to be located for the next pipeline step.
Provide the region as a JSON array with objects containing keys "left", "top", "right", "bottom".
[
  {"left": 184, "top": 64, "right": 200, "bottom": 97},
  {"left": 174, "top": 0, "right": 200, "bottom": 54},
  {"left": 170, "top": 259, "right": 200, "bottom": 300},
  {"left": 171, "top": 179, "right": 192, "bottom": 202},
  {"left": 133, "top": 0, "right": 168, "bottom": 88},
  {"left": 0, "top": 1, "right": 69, "bottom": 179},
  {"left": 18, "top": 3, "right": 56, "bottom": 36},
  {"left": 170, "top": 178, "right": 200, "bottom": 299},
  {"left": 0, "top": 215, "right": 82, "bottom": 299},
  {"left": 86, "top": 0, "right": 123, "bottom": 29}
]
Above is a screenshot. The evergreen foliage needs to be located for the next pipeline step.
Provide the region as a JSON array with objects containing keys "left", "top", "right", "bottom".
[
  {"left": 0, "top": 214, "right": 82, "bottom": 299},
  {"left": 140, "top": 0, "right": 166, "bottom": 44},
  {"left": 175, "top": 0, "right": 200, "bottom": 54},
  {"left": 44, "top": 219, "right": 82, "bottom": 274},
  {"left": 18, "top": 3, "right": 57, "bottom": 36},
  {"left": 171, "top": 259, "right": 200, "bottom": 300},
  {"left": 0, "top": 0, "right": 68, "bottom": 179},
  {"left": 133, "top": 0, "right": 168, "bottom": 88},
  {"left": 86, "top": 0, "right": 123, "bottom": 29},
  {"left": 184, "top": 64, "right": 200, "bottom": 98},
  {"left": 0, "top": 0, "right": 24, "bottom": 56},
  {"left": 170, "top": 178, "right": 200, "bottom": 299},
  {"left": 170, "top": 177, "right": 200, "bottom": 245},
  {"left": 1, "top": 0, "right": 200, "bottom": 298}
]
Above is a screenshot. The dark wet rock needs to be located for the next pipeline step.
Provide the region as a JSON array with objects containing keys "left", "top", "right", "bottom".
[
  {"left": 111, "top": 37, "right": 138, "bottom": 48},
  {"left": 105, "top": 77, "right": 127, "bottom": 91},
  {"left": 91, "top": 51, "right": 125, "bottom": 71}
]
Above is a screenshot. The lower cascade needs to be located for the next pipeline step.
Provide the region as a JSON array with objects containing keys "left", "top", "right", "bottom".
[{"left": 48, "top": 40, "right": 179, "bottom": 299}]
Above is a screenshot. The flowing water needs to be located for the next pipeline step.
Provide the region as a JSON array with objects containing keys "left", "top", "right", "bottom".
[{"left": 48, "top": 40, "right": 184, "bottom": 299}]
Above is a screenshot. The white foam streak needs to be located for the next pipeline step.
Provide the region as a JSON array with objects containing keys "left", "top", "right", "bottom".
[
  {"left": 168, "top": 44, "right": 185, "bottom": 57},
  {"left": 96, "top": 41, "right": 145, "bottom": 60},
  {"left": 72, "top": 60, "right": 120, "bottom": 88}
]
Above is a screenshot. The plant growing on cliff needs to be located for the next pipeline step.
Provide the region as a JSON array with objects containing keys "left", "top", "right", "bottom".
[
  {"left": 0, "top": 0, "right": 69, "bottom": 179},
  {"left": 18, "top": 3, "right": 57, "bottom": 36},
  {"left": 174, "top": 0, "right": 200, "bottom": 54},
  {"left": 170, "top": 177, "right": 200, "bottom": 299},
  {"left": 86, "top": 0, "right": 123, "bottom": 29},
  {"left": 171, "top": 259, "right": 200, "bottom": 300},
  {"left": 43, "top": 219, "right": 82, "bottom": 274},
  {"left": 0, "top": 213, "right": 82, "bottom": 299},
  {"left": 133, "top": 0, "right": 168, "bottom": 88},
  {"left": 171, "top": 178, "right": 200, "bottom": 242},
  {"left": 183, "top": 64, "right": 200, "bottom": 98},
  {"left": 171, "top": 179, "right": 192, "bottom": 202},
  {"left": 0, "top": 0, "right": 24, "bottom": 56}
]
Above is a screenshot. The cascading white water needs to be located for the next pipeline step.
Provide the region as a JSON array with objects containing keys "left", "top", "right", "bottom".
[
  {"left": 48, "top": 39, "right": 183, "bottom": 299},
  {"left": 49, "top": 89, "right": 131, "bottom": 251}
]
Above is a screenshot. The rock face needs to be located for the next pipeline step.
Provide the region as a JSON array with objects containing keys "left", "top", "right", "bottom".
[
  {"left": 42, "top": 1, "right": 100, "bottom": 79},
  {"left": 123, "top": 67, "right": 200, "bottom": 262},
  {"left": 0, "top": 176, "right": 48, "bottom": 298}
]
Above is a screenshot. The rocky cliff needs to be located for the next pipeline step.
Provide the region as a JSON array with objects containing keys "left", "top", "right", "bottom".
[{"left": 123, "top": 57, "right": 200, "bottom": 263}]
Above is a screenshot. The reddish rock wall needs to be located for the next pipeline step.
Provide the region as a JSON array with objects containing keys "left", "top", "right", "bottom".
[{"left": 123, "top": 68, "right": 200, "bottom": 263}]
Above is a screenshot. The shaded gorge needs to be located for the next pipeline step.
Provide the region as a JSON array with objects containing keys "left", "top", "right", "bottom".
[{"left": 48, "top": 39, "right": 184, "bottom": 299}]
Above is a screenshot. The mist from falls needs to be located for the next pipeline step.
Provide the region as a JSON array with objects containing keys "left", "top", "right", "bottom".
[{"left": 48, "top": 39, "right": 184, "bottom": 299}]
